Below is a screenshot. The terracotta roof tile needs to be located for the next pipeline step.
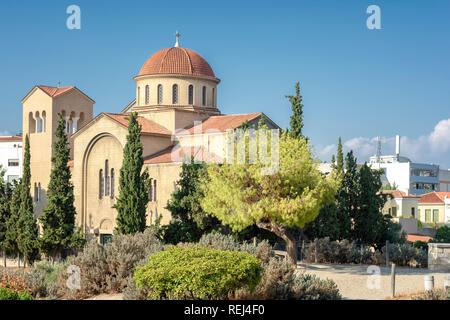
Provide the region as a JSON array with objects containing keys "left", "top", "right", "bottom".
[
  {"left": 419, "top": 192, "right": 450, "bottom": 204},
  {"left": 0, "top": 136, "right": 22, "bottom": 142},
  {"left": 103, "top": 113, "right": 171, "bottom": 136},
  {"left": 144, "top": 145, "right": 222, "bottom": 165},
  {"left": 138, "top": 47, "right": 215, "bottom": 78},
  {"left": 406, "top": 234, "right": 434, "bottom": 243},
  {"left": 179, "top": 113, "right": 262, "bottom": 135},
  {"left": 380, "top": 190, "right": 420, "bottom": 199},
  {"left": 37, "top": 85, "right": 75, "bottom": 97}
]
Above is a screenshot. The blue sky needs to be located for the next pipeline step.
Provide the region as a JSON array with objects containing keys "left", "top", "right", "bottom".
[{"left": 1, "top": 1, "right": 449, "bottom": 168}]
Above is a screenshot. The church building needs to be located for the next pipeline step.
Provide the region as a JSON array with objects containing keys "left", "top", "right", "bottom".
[{"left": 20, "top": 35, "right": 279, "bottom": 243}]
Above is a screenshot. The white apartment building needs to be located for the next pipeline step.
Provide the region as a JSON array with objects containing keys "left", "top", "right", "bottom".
[
  {"left": 0, "top": 136, "right": 22, "bottom": 183},
  {"left": 369, "top": 135, "right": 440, "bottom": 195},
  {"left": 439, "top": 169, "right": 450, "bottom": 192}
]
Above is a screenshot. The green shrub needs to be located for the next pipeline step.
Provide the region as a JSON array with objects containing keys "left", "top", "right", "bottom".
[
  {"left": 0, "top": 287, "right": 34, "bottom": 300},
  {"left": 412, "top": 288, "right": 449, "bottom": 300},
  {"left": 134, "top": 246, "right": 262, "bottom": 299}
]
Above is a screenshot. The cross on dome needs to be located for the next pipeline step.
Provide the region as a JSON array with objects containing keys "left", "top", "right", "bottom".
[{"left": 174, "top": 31, "right": 180, "bottom": 47}]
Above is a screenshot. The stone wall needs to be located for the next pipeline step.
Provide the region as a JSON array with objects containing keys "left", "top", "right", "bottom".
[{"left": 428, "top": 243, "right": 450, "bottom": 271}]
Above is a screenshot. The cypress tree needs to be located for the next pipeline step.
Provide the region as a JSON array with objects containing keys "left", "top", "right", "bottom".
[
  {"left": 16, "top": 135, "right": 40, "bottom": 266},
  {"left": 336, "top": 137, "right": 344, "bottom": 173},
  {"left": 113, "top": 112, "right": 151, "bottom": 235},
  {"left": 286, "top": 82, "right": 304, "bottom": 139},
  {"left": 40, "top": 113, "right": 81, "bottom": 262},
  {"left": 0, "top": 166, "right": 13, "bottom": 267},
  {"left": 6, "top": 179, "right": 22, "bottom": 266}
]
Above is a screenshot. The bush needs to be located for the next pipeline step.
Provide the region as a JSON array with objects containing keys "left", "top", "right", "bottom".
[
  {"left": 0, "top": 268, "right": 30, "bottom": 293},
  {"left": 233, "top": 258, "right": 341, "bottom": 300},
  {"left": 56, "top": 229, "right": 164, "bottom": 299},
  {"left": 0, "top": 286, "right": 34, "bottom": 300},
  {"left": 134, "top": 246, "right": 262, "bottom": 299},
  {"left": 196, "top": 233, "right": 273, "bottom": 264},
  {"left": 412, "top": 288, "right": 449, "bottom": 300},
  {"left": 304, "top": 237, "right": 427, "bottom": 268}
]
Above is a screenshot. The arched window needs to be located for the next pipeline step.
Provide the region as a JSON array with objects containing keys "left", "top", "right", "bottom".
[
  {"left": 41, "top": 111, "right": 46, "bottom": 133},
  {"left": 137, "top": 87, "right": 140, "bottom": 105},
  {"left": 212, "top": 88, "right": 215, "bottom": 107},
  {"left": 110, "top": 168, "right": 115, "bottom": 199},
  {"left": 188, "top": 85, "right": 194, "bottom": 104},
  {"left": 99, "top": 169, "right": 104, "bottom": 199},
  {"left": 145, "top": 85, "right": 150, "bottom": 105},
  {"left": 172, "top": 84, "right": 178, "bottom": 104},
  {"left": 158, "top": 85, "right": 163, "bottom": 104},
  {"left": 105, "top": 160, "right": 110, "bottom": 196},
  {"left": 148, "top": 183, "right": 153, "bottom": 202},
  {"left": 202, "top": 86, "right": 206, "bottom": 106},
  {"left": 29, "top": 112, "right": 36, "bottom": 134}
]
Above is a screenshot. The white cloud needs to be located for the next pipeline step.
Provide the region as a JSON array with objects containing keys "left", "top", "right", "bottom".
[
  {"left": 318, "top": 118, "right": 450, "bottom": 169},
  {"left": 0, "top": 130, "right": 11, "bottom": 136}
]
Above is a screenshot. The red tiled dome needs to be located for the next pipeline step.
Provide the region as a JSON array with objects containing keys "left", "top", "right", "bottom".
[{"left": 138, "top": 47, "right": 215, "bottom": 78}]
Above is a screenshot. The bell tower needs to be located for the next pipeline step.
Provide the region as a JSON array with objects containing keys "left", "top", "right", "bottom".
[{"left": 21, "top": 85, "right": 94, "bottom": 218}]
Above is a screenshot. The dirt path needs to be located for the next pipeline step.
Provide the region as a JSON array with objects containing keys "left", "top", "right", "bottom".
[{"left": 298, "top": 263, "right": 449, "bottom": 300}]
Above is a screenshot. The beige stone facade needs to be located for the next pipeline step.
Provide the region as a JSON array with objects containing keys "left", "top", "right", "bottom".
[{"left": 21, "top": 44, "right": 279, "bottom": 242}]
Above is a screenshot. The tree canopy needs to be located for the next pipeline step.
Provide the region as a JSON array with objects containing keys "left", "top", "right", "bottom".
[{"left": 200, "top": 130, "right": 338, "bottom": 265}]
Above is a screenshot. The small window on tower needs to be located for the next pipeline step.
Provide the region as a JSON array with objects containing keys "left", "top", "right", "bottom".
[
  {"left": 202, "top": 86, "right": 206, "bottom": 106},
  {"left": 158, "top": 85, "right": 163, "bottom": 104},
  {"left": 188, "top": 85, "right": 194, "bottom": 104},
  {"left": 145, "top": 85, "right": 150, "bottom": 105}
]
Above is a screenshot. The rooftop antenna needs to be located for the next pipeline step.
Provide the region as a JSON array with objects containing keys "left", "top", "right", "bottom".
[
  {"left": 174, "top": 31, "right": 180, "bottom": 47},
  {"left": 57, "top": 81, "right": 61, "bottom": 88},
  {"left": 376, "top": 136, "right": 381, "bottom": 163}
]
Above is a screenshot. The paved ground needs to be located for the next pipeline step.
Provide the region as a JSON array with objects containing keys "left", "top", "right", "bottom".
[{"left": 298, "top": 263, "right": 449, "bottom": 300}]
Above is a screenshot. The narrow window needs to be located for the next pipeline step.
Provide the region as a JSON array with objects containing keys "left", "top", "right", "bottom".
[
  {"left": 105, "top": 160, "right": 110, "bottom": 196},
  {"left": 172, "top": 84, "right": 178, "bottom": 104},
  {"left": 99, "top": 169, "right": 104, "bottom": 199},
  {"left": 110, "top": 168, "right": 115, "bottom": 199},
  {"left": 158, "top": 85, "right": 163, "bottom": 104},
  {"left": 202, "top": 86, "right": 206, "bottom": 106},
  {"left": 145, "top": 85, "right": 150, "bottom": 105},
  {"left": 153, "top": 180, "right": 157, "bottom": 202},
  {"left": 433, "top": 209, "right": 439, "bottom": 222},
  {"left": 411, "top": 207, "right": 415, "bottom": 218},
  {"left": 137, "top": 87, "right": 140, "bottom": 105},
  {"left": 188, "top": 85, "right": 194, "bottom": 104},
  {"left": 148, "top": 183, "right": 153, "bottom": 202},
  {"left": 425, "top": 209, "right": 431, "bottom": 222},
  {"left": 38, "top": 183, "right": 41, "bottom": 202},
  {"left": 34, "top": 183, "right": 38, "bottom": 202},
  {"left": 212, "top": 88, "right": 215, "bottom": 107}
]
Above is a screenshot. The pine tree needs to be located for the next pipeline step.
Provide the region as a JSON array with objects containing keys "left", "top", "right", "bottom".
[
  {"left": 0, "top": 166, "right": 13, "bottom": 267},
  {"left": 16, "top": 135, "right": 40, "bottom": 266},
  {"left": 330, "top": 154, "right": 336, "bottom": 169},
  {"left": 40, "top": 114, "right": 82, "bottom": 262},
  {"left": 113, "top": 112, "right": 151, "bottom": 235},
  {"left": 286, "top": 82, "right": 304, "bottom": 139}
]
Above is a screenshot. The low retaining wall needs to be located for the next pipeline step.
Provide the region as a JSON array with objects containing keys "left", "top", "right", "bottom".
[{"left": 428, "top": 243, "right": 450, "bottom": 271}]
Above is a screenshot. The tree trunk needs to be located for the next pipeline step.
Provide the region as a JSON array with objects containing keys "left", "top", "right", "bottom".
[
  {"left": 17, "top": 254, "right": 20, "bottom": 268},
  {"left": 257, "top": 219, "right": 298, "bottom": 267},
  {"left": 3, "top": 250, "right": 6, "bottom": 268}
]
